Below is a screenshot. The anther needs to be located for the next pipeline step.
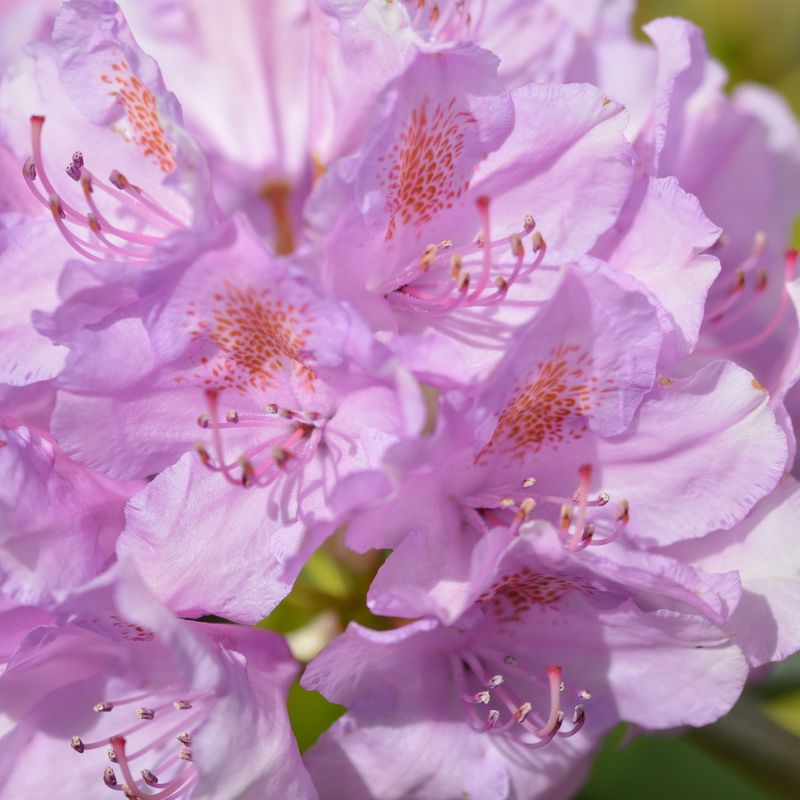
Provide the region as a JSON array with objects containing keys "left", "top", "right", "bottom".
[
  {"left": 176, "top": 732, "right": 192, "bottom": 745},
  {"left": 103, "top": 768, "right": 118, "bottom": 788},
  {"left": 136, "top": 707, "right": 155, "bottom": 720},
  {"left": 271, "top": 446, "right": 291, "bottom": 466},
  {"left": 173, "top": 700, "right": 192, "bottom": 710},
  {"left": 49, "top": 194, "right": 65, "bottom": 220},
  {"left": 472, "top": 691, "right": 491, "bottom": 704},
  {"left": 22, "top": 156, "right": 36, "bottom": 181},
  {"left": 523, "top": 214, "right": 535, "bottom": 233},
  {"left": 72, "top": 151, "right": 84, "bottom": 168},
  {"left": 65, "top": 160, "right": 81, "bottom": 181},
  {"left": 420, "top": 243, "right": 438, "bottom": 271},
  {"left": 500, "top": 497, "right": 515, "bottom": 509},
  {"left": 109, "top": 169, "right": 130, "bottom": 190},
  {"left": 141, "top": 768, "right": 158, "bottom": 786},
  {"left": 107, "top": 748, "right": 118, "bottom": 763},
  {"left": 239, "top": 457, "right": 255, "bottom": 487},
  {"left": 488, "top": 709, "right": 500, "bottom": 726},
  {"left": 560, "top": 505, "right": 571, "bottom": 529},
  {"left": 510, "top": 234, "right": 524, "bottom": 258},
  {"left": 531, "top": 231, "right": 544, "bottom": 252},
  {"left": 755, "top": 269, "right": 768, "bottom": 291},
  {"left": 514, "top": 702, "right": 532, "bottom": 724},
  {"left": 519, "top": 497, "right": 536, "bottom": 516},
  {"left": 194, "top": 442, "right": 211, "bottom": 464},
  {"left": 579, "top": 690, "right": 592, "bottom": 700},
  {"left": 226, "top": 410, "right": 239, "bottom": 423},
  {"left": 488, "top": 675, "right": 504, "bottom": 687},
  {"left": 197, "top": 414, "right": 210, "bottom": 428},
  {"left": 617, "top": 500, "right": 630, "bottom": 523},
  {"left": 93, "top": 701, "right": 114, "bottom": 713},
  {"left": 71, "top": 735, "right": 85, "bottom": 753},
  {"left": 450, "top": 254, "right": 462, "bottom": 278},
  {"left": 87, "top": 213, "right": 101, "bottom": 233},
  {"left": 522, "top": 477, "right": 536, "bottom": 488},
  {"left": 179, "top": 748, "right": 193, "bottom": 761}
]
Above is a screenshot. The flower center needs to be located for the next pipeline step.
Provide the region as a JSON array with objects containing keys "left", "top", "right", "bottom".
[
  {"left": 24, "top": 116, "right": 187, "bottom": 264},
  {"left": 451, "top": 654, "right": 586, "bottom": 747},
  {"left": 195, "top": 390, "right": 332, "bottom": 488},
  {"left": 406, "top": 0, "right": 487, "bottom": 43},
  {"left": 71, "top": 690, "right": 211, "bottom": 798},
  {"left": 389, "top": 196, "right": 546, "bottom": 315}
]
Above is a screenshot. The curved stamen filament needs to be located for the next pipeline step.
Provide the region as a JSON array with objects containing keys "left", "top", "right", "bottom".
[
  {"left": 698, "top": 250, "right": 798, "bottom": 357},
  {"left": 24, "top": 115, "right": 187, "bottom": 265},
  {"left": 198, "top": 391, "right": 318, "bottom": 488},
  {"left": 391, "top": 203, "right": 546, "bottom": 316}
]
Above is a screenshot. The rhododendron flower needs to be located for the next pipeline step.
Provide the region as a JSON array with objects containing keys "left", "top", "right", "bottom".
[
  {"left": 302, "top": 524, "right": 748, "bottom": 800},
  {"left": 1, "top": 0, "right": 799, "bottom": 797},
  {"left": 0, "top": 564, "right": 317, "bottom": 798}
]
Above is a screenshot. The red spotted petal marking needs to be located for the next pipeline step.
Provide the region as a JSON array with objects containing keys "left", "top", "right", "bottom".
[
  {"left": 101, "top": 59, "right": 176, "bottom": 173},
  {"left": 477, "top": 344, "right": 616, "bottom": 463},
  {"left": 182, "top": 282, "right": 316, "bottom": 394},
  {"left": 477, "top": 567, "right": 598, "bottom": 623},
  {"left": 379, "top": 96, "right": 477, "bottom": 241}
]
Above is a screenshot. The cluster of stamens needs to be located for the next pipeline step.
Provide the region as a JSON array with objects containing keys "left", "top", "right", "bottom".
[
  {"left": 451, "top": 654, "right": 586, "bottom": 747},
  {"left": 23, "top": 115, "right": 187, "bottom": 265},
  {"left": 699, "top": 233, "right": 798, "bottom": 356},
  {"left": 408, "top": 0, "right": 488, "bottom": 43},
  {"left": 70, "top": 691, "right": 208, "bottom": 798},
  {"left": 194, "top": 389, "right": 354, "bottom": 489},
  {"left": 488, "top": 466, "right": 627, "bottom": 551},
  {"left": 391, "top": 197, "right": 546, "bottom": 316}
]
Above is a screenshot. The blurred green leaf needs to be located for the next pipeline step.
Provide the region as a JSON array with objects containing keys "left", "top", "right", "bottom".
[
  {"left": 287, "top": 679, "right": 345, "bottom": 753},
  {"left": 581, "top": 726, "right": 768, "bottom": 800}
]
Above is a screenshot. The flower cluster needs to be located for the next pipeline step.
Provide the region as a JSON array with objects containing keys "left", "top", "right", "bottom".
[{"left": 1, "top": 1, "right": 799, "bottom": 798}]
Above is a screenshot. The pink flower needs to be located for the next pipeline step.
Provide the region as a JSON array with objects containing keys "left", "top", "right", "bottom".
[
  {"left": 302, "top": 524, "right": 747, "bottom": 800},
  {"left": 0, "top": 563, "right": 317, "bottom": 798}
]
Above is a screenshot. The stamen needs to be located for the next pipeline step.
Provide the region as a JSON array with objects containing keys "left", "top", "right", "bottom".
[
  {"left": 24, "top": 115, "right": 187, "bottom": 265},
  {"left": 103, "top": 767, "right": 118, "bottom": 788},
  {"left": 390, "top": 209, "right": 546, "bottom": 316},
  {"left": 567, "top": 465, "right": 592, "bottom": 552},
  {"left": 698, "top": 250, "right": 798, "bottom": 357}
]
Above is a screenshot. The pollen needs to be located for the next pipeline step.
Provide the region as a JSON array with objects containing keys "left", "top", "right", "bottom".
[
  {"left": 101, "top": 60, "right": 176, "bottom": 173},
  {"left": 477, "top": 344, "right": 614, "bottom": 462},
  {"left": 379, "top": 96, "right": 476, "bottom": 241},
  {"left": 185, "top": 282, "right": 316, "bottom": 394}
]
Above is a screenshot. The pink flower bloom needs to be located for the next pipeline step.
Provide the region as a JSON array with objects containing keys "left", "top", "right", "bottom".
[
  {"left": 302, "top": 524, "right": 747, "bottom": 800},
  {"left": 48, "top": 215, "right": 424, "bottom": 620},
  {"left": 113, "top": 0, "right": 313, "bottom": 252},
  {"left": 592, "top": 18, "right": 800, "bottom": 401},
  {"left": 311, "top": 44, "right": 636, "bottom": 368},
  {"left": 0, "top": 563, "right": 317, "bottom": 798}
]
